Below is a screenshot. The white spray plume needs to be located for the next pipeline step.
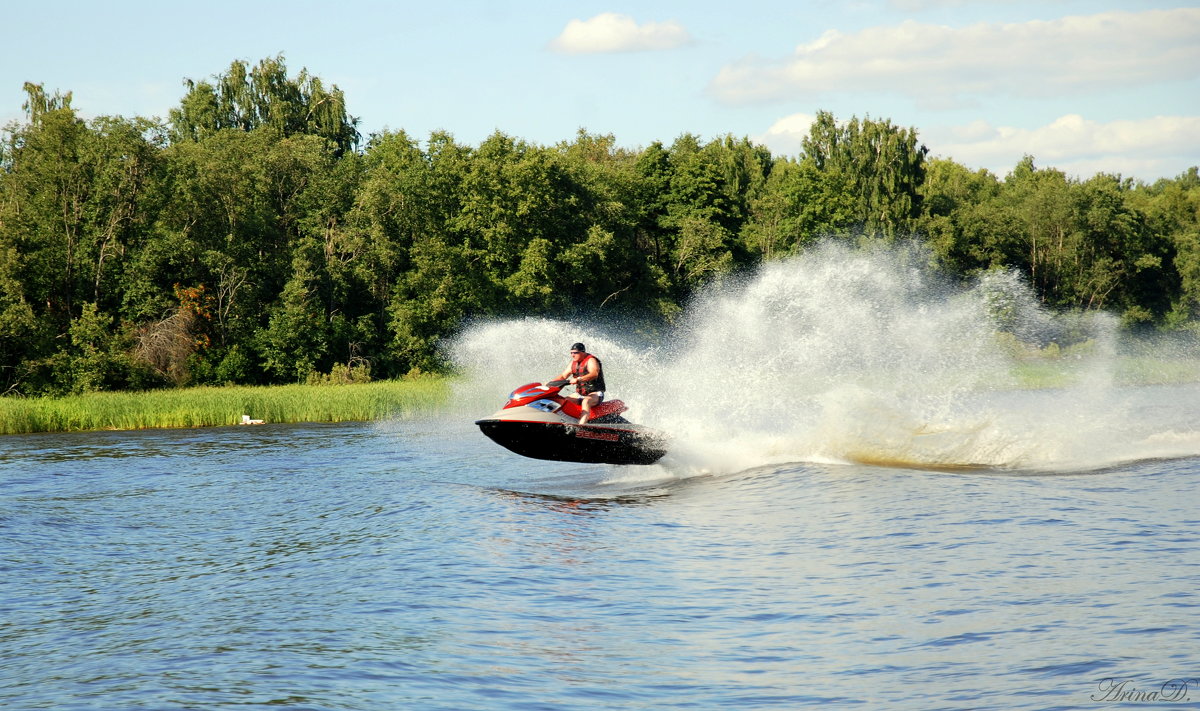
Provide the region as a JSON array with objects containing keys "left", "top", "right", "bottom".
[{"left": 452, "top": 242, "right": 1200, "bottom": 475}]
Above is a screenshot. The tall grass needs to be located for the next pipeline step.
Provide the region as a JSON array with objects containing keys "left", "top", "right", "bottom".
[
  {"left": 0, "top": 378, "right": 451, "bottom": 435},
  {"left": 1010, "top": 355, "right": 1200, "bottom": 390}
]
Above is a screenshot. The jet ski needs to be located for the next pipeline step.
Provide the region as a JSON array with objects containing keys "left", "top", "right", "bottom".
[{"left": 475, "top": 380, "right": 668, "bottom": 465}]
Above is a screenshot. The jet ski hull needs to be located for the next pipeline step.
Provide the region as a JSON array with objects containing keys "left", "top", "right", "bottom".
[
  {"left": 475, "top": 381, "right": 668, "bottom": 465},
  {"left": 476, "top": 417, "right": 667, "bottom": 466}
]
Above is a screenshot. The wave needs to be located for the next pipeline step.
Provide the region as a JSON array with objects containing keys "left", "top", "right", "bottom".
[{"left": 451, "top": 242, "right": 1200, "bottom": 476}]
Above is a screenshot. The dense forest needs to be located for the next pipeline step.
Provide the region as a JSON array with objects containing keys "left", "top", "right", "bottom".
[{"left": 2, "top": 56, "right": 1198, "bottom": 396}]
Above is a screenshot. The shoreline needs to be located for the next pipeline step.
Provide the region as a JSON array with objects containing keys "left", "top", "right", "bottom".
[
  {"left": 3, "top": 357, "right": 1197, "bottom": 437},
  {"left": 0, "top": 377, "right": 451, "bottom": 436}
]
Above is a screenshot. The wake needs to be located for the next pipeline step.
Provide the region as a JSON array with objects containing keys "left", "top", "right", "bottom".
[{"left": 450, "top": 242, "right": 1200, "bottom": 477}]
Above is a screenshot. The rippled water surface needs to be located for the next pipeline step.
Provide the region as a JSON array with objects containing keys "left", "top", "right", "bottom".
[{"left": 3, "top": 407, "right": 1199, "bottom": 710}]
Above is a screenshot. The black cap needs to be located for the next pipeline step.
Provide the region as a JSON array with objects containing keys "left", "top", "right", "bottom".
[{"left": 570, "top": 342, "right": 585, "bottom": 352}]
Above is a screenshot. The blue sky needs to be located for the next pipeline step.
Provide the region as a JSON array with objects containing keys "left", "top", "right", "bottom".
[{"left": 5, "top": 0, "right": 1198, "bottom": 181}]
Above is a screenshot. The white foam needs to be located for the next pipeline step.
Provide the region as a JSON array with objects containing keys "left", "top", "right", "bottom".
[{"left": 451, "top": 242, "right": 1200, "bottom": 475}]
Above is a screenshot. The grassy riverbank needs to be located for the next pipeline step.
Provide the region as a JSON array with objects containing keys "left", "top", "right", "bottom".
[
  {"left": 0, "top": 377, "right": 452, "bottom": 435},
  {"left": 1010, "top": 355, "right": 1200, "bottom": 390}
]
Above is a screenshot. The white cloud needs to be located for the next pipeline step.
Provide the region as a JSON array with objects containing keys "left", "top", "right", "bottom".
[
  {"left": 886, "top": 0, "right": 1044, "bottom": 10},
  {"left": 754, "top": 112, "right": 816, "bottom": 157},
  {"left": 710, "top": 8, "right": 1200, "bottom": 105},
  {"left": 753, "top": 112, "right": 1199, "bottom": 181},
  {"left": 927, "top": 114, "right": 1200, "bottom": 180},
  {"left": 549, "top": 13, "right": 693, "bottom": 54}
]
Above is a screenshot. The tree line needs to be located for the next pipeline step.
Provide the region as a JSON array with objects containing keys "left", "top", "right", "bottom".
[{"left": 1, "top": 56, "right": 1198, "bottom": 396}]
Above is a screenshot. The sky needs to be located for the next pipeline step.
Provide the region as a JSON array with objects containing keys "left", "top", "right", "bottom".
[{"left": 4, "top": 0, "right": 1199, "bottom": 182}]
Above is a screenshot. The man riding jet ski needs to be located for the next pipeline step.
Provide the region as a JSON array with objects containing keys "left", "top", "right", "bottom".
[
  {"left": 555, "top": 342, "right": 604, "bottom": 424},
  {"left": 474, "top": 344, "right": 667, "bottom": 465}
]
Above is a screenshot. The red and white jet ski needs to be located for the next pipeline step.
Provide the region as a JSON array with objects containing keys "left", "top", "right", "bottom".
[{"left": 475, "top": 380, "right": 668, "bottom": 465}]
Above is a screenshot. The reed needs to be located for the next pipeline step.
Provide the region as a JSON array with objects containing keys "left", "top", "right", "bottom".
[
  {"left": 0, "top": 378, "right": 451, "bottom": 435},
  {"left": 1011, "top": 356, "right": 1200, "bottom": 389}
]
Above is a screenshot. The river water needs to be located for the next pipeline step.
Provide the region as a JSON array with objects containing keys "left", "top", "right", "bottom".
[
  {"left": 3, "top": 410, "right": 1199, "bottom": 710},
  {"left": 4, "top": 246, "right": 1200, "bottom": 709}
]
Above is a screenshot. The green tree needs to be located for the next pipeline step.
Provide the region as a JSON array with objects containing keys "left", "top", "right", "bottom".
[
  {"left": 0, "top": 244, "right": 38, "bottom": 393},
  {"left": 801, "top": 111, "right": 928, "bottom": 239},
  {"left": 387, "top": 235, "right": 479, "bottom": 373},
  {"left": 1133, "top": 167, "right": 1199, "bottom": 326},
  {"left": 352, "top": 130, "right": 473, "bottom": 374},
  {"left": 651, "top": 134, "right": 770, "bottom": 293},
  {"left": 258, "top": 240, "right": 328, "bottom": 381},
  {"left": 50, "top": 302, "right": 150, "bottom": 394},
  {"left": 169, "top": 54, "right": 360, "bottom": 155},
  {"left": 742, "top": 157, "right": 857, "bottom": 258},
  {"left": 146, "top": 129, "right": 278, "bottom": 350},
  {"left": 0, "top": 85, "right": 166, "bottom": 393},
  {"left": 555, "top": 130, "right": 672, "bottom": 316},
  {"left": 2, "top": 88, "right": 164, "bottom": 320},
  {"left": 918, "top": 158, "right": 1003, "bottom": 273},
  {"left": 145, "top": 128, "right": 347, "bottom": 381}
]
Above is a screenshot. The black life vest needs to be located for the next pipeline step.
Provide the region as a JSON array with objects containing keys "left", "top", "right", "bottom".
[{"left": 570, "top": 353, "right": 606, "bottom": 395}]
